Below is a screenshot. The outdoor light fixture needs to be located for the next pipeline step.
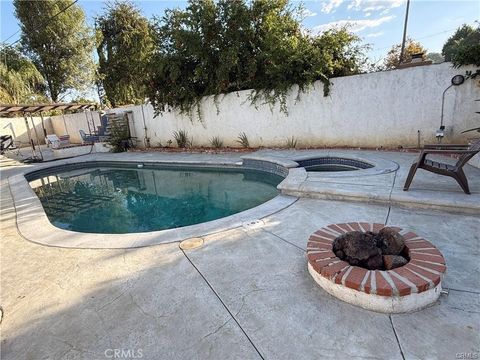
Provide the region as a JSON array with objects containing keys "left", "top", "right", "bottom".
[
  {"left": 438, "top": 74, "right": 466, "bottom": 142},
  {"left": 451, "top": 74, "right": 465, "bottom": 86}
]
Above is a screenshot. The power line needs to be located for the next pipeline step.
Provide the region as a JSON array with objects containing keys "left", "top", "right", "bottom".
[
  {"left": 372, "top": 26, "right": 461, "bottom": 52},
  {"left": 1, "top": 0, "right": 79, "bottom": 49},
  {"left": 2, "top": 30, "right": 20, "bottom": 45}
]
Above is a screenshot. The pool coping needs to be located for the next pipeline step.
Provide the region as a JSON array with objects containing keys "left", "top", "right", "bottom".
[
  {"left": 7, "top": 151, "right": 479, "bottom": 249},
  {"left": 8, "top": 156, "right": 297, "bottom": 249},
  {"left": 271, "top": 152, "right": 480, "bottom": 214}
]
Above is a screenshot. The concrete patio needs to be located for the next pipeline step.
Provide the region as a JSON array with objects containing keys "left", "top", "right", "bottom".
[{"left": 0, "top": 149, "right": 479, "bottom": 360}]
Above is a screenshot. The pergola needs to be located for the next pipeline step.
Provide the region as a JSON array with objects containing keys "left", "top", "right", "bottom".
[
  {"left": 0, "top": 103, "right": 96, "bottom": 114},
  {"left": 0, "top": 103, "right": 97, "bottom": 162}
]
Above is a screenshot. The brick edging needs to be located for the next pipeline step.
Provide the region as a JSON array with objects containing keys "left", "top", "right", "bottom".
[{"left": 307, "top": 223, "right": 446, "bottom": 297}]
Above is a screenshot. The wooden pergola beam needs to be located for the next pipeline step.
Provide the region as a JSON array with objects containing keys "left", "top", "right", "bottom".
[{"left": 0, "top": 103, "right": 97, "bottom": 115}]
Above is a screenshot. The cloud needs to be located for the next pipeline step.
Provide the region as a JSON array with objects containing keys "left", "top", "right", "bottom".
[
  {"left": 347, "top": 0, "right": 405, "bottom": 13},
  {"left": 312, "top": 15, "right": 395, "bottom": 34},
  {"left": 302, "top": 9, "right": 318, "bottom": 18},
  {"left": 366, "top": 31, "right": 384, "bottom": 37},
  {"left": 321, "top": 0, "right": 344, "bottom": 14}
]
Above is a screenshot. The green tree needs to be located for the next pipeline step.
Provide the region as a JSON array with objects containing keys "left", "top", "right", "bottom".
[
  {"left": 0, "top": 47, "right": 47, "bottom": 103},
  {"left": 14, "top": 0, "right": 95, "bottom": 102},
  {"left": 426, "top": 52, "right": 444, "bottom": 64},
  {"left": 147, "top": 0, "right": 366, "bottom": 116},
  {"left": 95, "top": 0, "right": 154, "bottom": 107},
  {"left": 383, "top": 38, "right": 427, "bottom": 70},
  {"left": 442, "top": 24, "right": 480, "bottom": 67}
]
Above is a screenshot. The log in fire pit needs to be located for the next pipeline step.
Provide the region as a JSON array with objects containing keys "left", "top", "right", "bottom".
[{"left": 307, "top": 223, "right": 446, "bottom": 313}]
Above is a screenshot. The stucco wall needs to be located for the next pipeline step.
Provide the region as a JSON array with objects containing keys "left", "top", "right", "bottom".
[
  {"left": 1, "top": 62, "right": 478, "bottom": 159},
  {"left": 49, "top": 111, "right": 101, "bottom": 144},
  {"left": 0, "top": 112, "right": 99, "bottom": 147},
  {"left": 0, "top": 116, "right": 53, "bottom": 147},
  {"left": 109, "top": 62, "right": 479, "bottom": 149}
]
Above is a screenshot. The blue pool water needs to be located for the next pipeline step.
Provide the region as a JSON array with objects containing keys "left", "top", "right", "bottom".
[{"left": 29, "top": 165, "right": 282, "bottom": 234}]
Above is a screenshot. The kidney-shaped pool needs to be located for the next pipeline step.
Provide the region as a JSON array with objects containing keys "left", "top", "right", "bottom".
[{"left": 27, "top": 164, "right": 283, "bottom": 234}]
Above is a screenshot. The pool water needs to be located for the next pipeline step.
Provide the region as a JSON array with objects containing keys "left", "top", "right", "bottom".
[{"left": 29, "top": 165, "right": 282, "bottom": 234}]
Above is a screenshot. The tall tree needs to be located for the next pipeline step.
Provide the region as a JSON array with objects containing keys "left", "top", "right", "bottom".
[
  {"left": 426, "top": 52, "right": 444, "bottom": 64},
  {"left": 147, "top": 0, "right": 366, "bottom": 116},
  {"left": 95, "top": 1, "right": 154, "bottom": 107},
  {"left": 14, "top": 0, "right": 95, "bottom": 102},
  {"left": 0, "top": 47, "right": 47, "bottom": 104},
  {"left": 383, "top": 38, "right": 427, "bottom": 70},
  {"left": 442, "top": 24, "right": 480, "bottom": 67}
]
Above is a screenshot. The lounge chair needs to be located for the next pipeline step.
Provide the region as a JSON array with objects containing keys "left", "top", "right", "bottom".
[
  {"left": 403, "top": 139, "right": 480, "bottom": 194},
  {"left": 46, "top": 134, "right": 70, "bottom": 149}
]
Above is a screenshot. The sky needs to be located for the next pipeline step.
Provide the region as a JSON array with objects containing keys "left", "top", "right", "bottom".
[{"left": 1, "top": 0, "right": 479, "bottom": 63}]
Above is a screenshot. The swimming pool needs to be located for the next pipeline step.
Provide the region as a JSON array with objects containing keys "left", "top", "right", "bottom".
[{"left": 28, "top": 164, "right": 283, "bottom": 234}]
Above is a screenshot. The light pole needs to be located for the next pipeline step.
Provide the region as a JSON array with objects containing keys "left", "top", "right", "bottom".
[{"left": 399, "top": 0, "right": 411, "bottom": 65}]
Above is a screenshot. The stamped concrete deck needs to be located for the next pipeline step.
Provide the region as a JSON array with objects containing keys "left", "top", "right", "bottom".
[{"left": 1, "top": 150, "right": 479, "bottom": 360}]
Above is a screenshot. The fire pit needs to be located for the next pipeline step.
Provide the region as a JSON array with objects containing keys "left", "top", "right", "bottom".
[{"left": 307, "top": 223, "right": 446, "bottom": 313}]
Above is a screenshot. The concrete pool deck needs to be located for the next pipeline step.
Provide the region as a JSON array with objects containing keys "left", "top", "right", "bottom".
[{"left": 1, "top": 149, "right": 479, "bottom": 359}]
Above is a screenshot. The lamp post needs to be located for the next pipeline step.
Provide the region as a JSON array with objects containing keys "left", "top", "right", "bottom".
[{"left": 437, "top": 75, "right": 466, "bottom": 142}]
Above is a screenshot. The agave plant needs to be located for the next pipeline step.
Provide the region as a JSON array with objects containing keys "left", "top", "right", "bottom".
[
  {"left": 285, "top": 136, "right": 298, "bottom": 149},
  {"left": 173, "top": 130, "right": 190, "bottom": 148},
  {"left": 210, "top": 136, "right": 223, "bottom": 148},
  {"left": 236, "top": 132, "right": 249, "bottom": 148}
]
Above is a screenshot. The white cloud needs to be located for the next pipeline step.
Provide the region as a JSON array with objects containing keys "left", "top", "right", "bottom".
[
  {"left": 365, "top": 12, "right": 372, "bottom": 17},
  {"left": 312, "top": 15, "right": 395, "bottom": 34},
  {"left": 302, "top": 9, "right": 318, "bottom": 18},
  {"left": 366, "top": 31, "right": 384, "bottom": 37},
  {"left": 348, "top": 0, "right": 405, "bottom": 13},
  {"left": 321, "top": 0, "right": 344, "bottom": 14}
]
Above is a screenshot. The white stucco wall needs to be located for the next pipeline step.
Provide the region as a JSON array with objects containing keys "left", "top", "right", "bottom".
[
  {"left": 0, "top": 116, "right": 53, "bottom": 147},
  {"left": 110, "top": 62, "right": 479, "bottom": 149},
  {"left": 1, "top": 62, "right": 478, "bottom": 155},
  {"left": 49, "top": 111, "right": 102, "bottom": 144}
]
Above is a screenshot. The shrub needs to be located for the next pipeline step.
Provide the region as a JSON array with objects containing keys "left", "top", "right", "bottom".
[{"left": 107, "top": 117, "right": 130, "bottom": 152}]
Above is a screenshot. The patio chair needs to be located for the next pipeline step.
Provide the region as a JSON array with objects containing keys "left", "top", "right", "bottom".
[
  {"left": 403, "top": 139, "right": 480, "bottom": 194},
  {"left": 79, "top": 129, "right": 99, "bottom": 144},
  {"left": 46, "top": 134, "right": 70, "bottom": 149}
]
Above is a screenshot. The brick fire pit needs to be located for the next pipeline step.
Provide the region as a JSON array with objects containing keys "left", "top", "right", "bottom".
[{"left": 307, "top": 222, "right": 446, "bottom": 313}]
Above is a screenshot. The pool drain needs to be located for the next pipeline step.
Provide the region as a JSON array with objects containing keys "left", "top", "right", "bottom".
[
  {"left": 179, "top": 237, "right": 204, "bottom": 250},
  {"left": 242, "top": 219, "right": 265, "bottom": 230}
]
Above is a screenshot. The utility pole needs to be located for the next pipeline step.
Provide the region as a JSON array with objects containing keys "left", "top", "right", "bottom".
[{"left": 399, "top": 0, "right": 411, "bottom": 65}]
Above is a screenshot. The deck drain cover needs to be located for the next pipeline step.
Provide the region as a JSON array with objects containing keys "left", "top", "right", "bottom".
[
  {"left": 179, "top": 237, "right": 204, "bottom": 250},
  {"left": 242, "top": 219, "right": 265, "bottom": 230}
]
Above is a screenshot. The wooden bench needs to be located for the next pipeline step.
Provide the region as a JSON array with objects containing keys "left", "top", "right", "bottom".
[{"left": 403, "top": 139, "right": 480, "bottom": 194}]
